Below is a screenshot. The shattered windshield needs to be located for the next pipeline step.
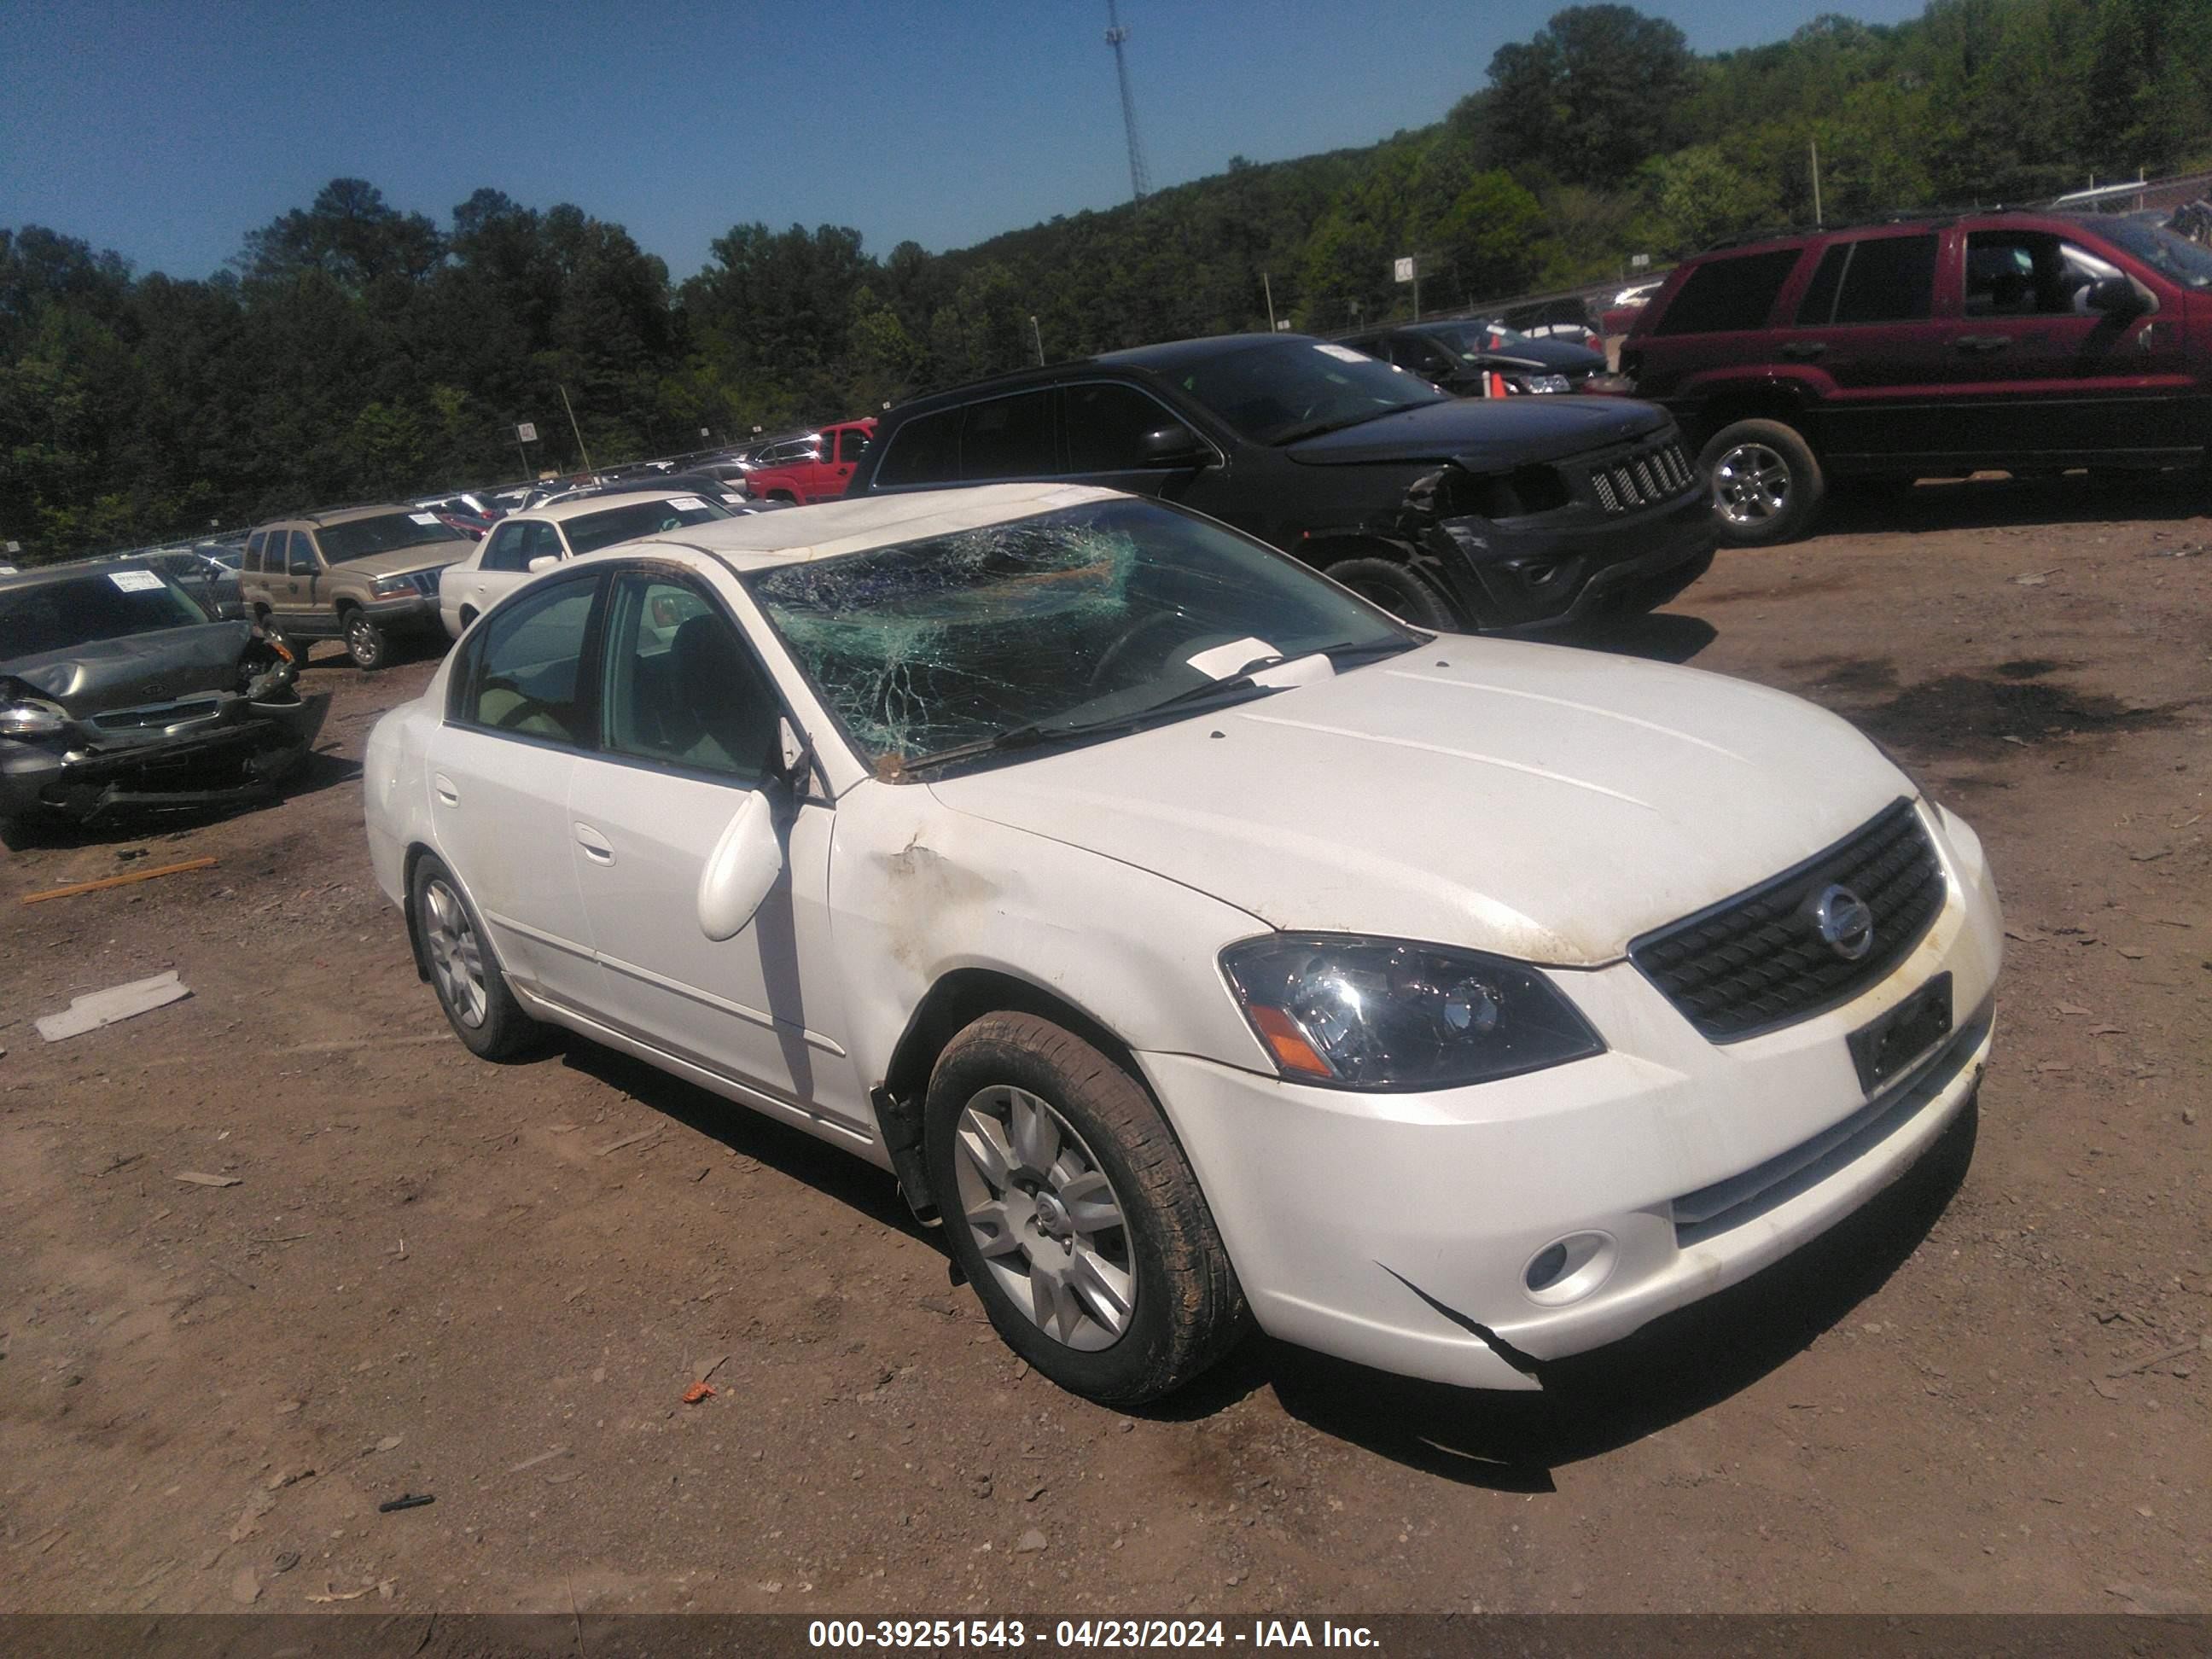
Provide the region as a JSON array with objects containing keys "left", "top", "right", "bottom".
[
  {"left": 745, "top": 498, "right": 1417, "bottom": 776},
  {"left": 1171, "top": 339, "right": 1451, "bottom": 445},
  {"left": 0, "top": 570, "right": 212, "bottom": 659}
]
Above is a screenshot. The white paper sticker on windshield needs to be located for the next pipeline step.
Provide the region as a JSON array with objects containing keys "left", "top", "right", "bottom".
[
  {"left": 1314, "top": 343, "right": 1370, "bottom": 363},
  {"left": 108, "top": 568, "right": 166, "bottom": 593},
  {"left": 667, "top": 496, "right": 707, "bottom": 512},
  {"left": 1184, "top": 637, "right": 1279, "bottom": 680},
  {"left": 409, "top": 512, "right": 440, "bottom": 525}
]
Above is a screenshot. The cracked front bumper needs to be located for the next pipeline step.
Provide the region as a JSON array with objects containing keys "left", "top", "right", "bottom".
[
  {"left": 0, "top": 692, "right": 331, "bottom": 823},
  {"left": 1136, "top": 801, "right": 2002, "bottom": 1392}
]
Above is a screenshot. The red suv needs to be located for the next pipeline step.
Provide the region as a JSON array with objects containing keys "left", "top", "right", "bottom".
[
  {"left": 740, "top": 418, "right": 876, "bottom": 504},
  {"left": 1621, "top": 211, "right": 2212, "bottom": 543}
]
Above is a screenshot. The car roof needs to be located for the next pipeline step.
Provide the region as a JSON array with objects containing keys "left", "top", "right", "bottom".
[
  {"left": 618, "top": 482, "right": 1123, "bottom": 572},
  {"left": 259, "top": 504, "right": 421, "bottom": 528},
  {"left": 507, "top": 489, "right": 730, "bottom": 525},
  {"left": 0, "top": 556, "right": 172, "bottom": 595},
  {"left": 882, "top": 333, "right": 1298, "bottom": 417}
]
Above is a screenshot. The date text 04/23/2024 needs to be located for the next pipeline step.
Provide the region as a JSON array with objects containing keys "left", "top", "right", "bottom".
[{"left": 805, "top": 1621, "right": 1380, "bottom": 1650}]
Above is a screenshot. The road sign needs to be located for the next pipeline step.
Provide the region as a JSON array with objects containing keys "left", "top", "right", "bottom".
[
  {"left": 1393, "top": 257, "right": 1416, "bottom": 284},
  {"left": 515, "top": 422, "right": 538, "bottom": 444},
  {"left": 1630, "top": 253, "right": 1651, "bottom": 269}
]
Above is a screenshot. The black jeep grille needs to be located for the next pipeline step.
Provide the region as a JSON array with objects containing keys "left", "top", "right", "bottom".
[
  {"left": 1588, "top": 437, "right": 1697, "bottom": 515},
  {"left": 1629, "top": 799, "right": 1947, "bottom": 1042}
]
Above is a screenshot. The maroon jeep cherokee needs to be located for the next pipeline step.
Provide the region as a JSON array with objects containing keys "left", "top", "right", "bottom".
[{"left": 1621, "top": 211, "right": 2212, "bottom": 543}]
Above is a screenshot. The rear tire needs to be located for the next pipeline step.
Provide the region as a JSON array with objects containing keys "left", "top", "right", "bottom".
[
  {"left": 924, "top": 1013, "right": 1249, "bottom": 1405},
  {"left": 410, "top": 854, "right": 544, "bottom": 1061},
  {"left": 1324, "top": 556, "right": 1461, "bottom": 630},
  {"left": 1701, "top": 418, "right": 1824, "bottom": 545}
]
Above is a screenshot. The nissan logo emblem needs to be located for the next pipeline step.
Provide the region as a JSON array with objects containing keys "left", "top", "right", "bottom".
[{"left": 1813, "top": 884, "right": 1876, "bottom": 962}]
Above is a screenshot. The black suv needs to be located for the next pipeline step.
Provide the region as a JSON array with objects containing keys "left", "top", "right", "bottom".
[
  {"left": 1623, "top": 209, "right": 2212, "bottom": 544},
  {"left": 844, "top": 334, "right": 1714, "bottom": 630}
]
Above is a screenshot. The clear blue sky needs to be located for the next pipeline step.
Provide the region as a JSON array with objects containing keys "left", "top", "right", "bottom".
[{"left": 2, "top": 1, "right": 1931, "bottom": 282}]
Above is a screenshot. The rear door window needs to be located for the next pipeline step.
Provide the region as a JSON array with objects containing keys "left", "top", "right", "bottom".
[
  {"left": 244, "top": 532, "right": 265, "bottom": 573},
  {"left": 1829, "top": 234, "right": 1938, "bottom": 324},
  {"left": 958, "top": 390, "right": 1056, "bottom": 480},
  {"left": 875, "top": 409, "right": 963, "bottom": 486},
  {"left": 456, "top": 574, "right": 599, "bottom": 744},
  {"left": 1652, "top": 248, "right": 1802, "bottom": 335}
]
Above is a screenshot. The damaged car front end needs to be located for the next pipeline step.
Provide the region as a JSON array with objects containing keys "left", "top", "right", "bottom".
[{"left": 0, "top": 562, "right": 329, "bottom": 841}]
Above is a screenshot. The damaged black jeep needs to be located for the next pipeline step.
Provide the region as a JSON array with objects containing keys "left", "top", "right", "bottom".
[
  {"left": 844, "top": 332, "right": 1715, "bottom": 631},
  {"left": 0, "top": 559, "right": 329, "bottom": 847}
]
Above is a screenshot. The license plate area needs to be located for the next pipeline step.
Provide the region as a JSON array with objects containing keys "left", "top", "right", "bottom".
[{"left": 1848, "top": 971, "right": 1953, "bottom": 1096}]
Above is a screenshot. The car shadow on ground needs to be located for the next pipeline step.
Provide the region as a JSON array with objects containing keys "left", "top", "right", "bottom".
[
  {"left": 1816, "top": 468, "right": 2209, "bottom": 538},
  {"left": 554, "top": 1038, "right": 933, "bottom": 1245},
  {"left": 1157, "top": 1101, "right": 1979, "bottom": 1490}
]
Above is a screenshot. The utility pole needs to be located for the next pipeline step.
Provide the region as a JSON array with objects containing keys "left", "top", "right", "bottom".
[
  {"left": 1262, "top": 272, "right": 1277, "bottom": 332},
  {"left": 1030, "top": 314, "right": 1045, "bottom": 366},
  {"left": 558, "top": 383, "right": 594, "bottom": 474},
  {"left": 1810, "top": 136, "right": 1824, "bottom": 229}
]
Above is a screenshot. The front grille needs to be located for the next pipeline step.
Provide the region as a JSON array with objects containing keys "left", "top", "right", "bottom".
[
  {"left": 1587, "top": 436, "right": 1697, "bottom": 515},
  {"left": 408, "top": 568, "right": 442, "bottom": 597},
  {"left": 1630, "top": 798, "right": 1947, "bottom": 1042}
]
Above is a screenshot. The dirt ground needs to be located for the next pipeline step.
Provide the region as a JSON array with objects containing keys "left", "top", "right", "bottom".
[{"left": 2, "top": 472, "right": 2207, "bottom": 1617}]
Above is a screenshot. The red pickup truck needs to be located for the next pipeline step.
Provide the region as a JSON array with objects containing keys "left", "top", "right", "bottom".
[{"left": 742, "top": 418, "right": 877, "bottom": 504}]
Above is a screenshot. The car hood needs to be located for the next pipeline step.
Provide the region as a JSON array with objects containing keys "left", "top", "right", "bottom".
[
  {"left": 1285, "top": 395, "right": 1668, "bottom": 469},
  {"left": 338, "top": 544, "right": 468, "bottom": 579},
  {"left": 927, "top": 639, "right": 1910, "bottom": 967},
  {"left": 3, "top": 621, "right": 253, "bottom": 716},
  {"left": 1479, "top": 336, "right": 1608, "bottom": 374}
]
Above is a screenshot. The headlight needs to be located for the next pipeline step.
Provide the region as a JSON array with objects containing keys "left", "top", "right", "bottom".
[
  {"left": 0, "top": 698, "right": 68, "bottom": 738},
  {"left": 1220, "top": 934, "right": 1604, "bottom": 1091},
  {"left": 372, "top": 574, "right": 416, "bottom": 597}
]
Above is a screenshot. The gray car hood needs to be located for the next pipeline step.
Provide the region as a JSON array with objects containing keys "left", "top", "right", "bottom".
[
  {"left": 3, "top": 622, "right": 253, "bottom": 717},
  {"left": 1287, "top": 395, "right": 1666, "bottom": 469}
]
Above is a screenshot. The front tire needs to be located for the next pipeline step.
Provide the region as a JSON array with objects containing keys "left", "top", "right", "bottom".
[
  {"left": 259, "top": 612, "right": 309, "bottom": 669},
  {"left": 343, "top": 609, "right": 389, "bottom": 671},
  {"left": 1324, "top": 556, "right": 1461, "bottom": 630},
  {"left": 924, "top": 1013, "right": 1248, "bottom": 1405},
  {"left": 1701, "top": 417, "right": 1824, "bottom": 545},
  {"left": 410, "top": 854, "right": 543, "bottom": 1061}
]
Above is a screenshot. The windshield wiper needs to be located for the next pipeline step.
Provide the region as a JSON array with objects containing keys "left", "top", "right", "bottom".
[{"left": 1271, "top": 402, "right": 1439, "bottom": 445}]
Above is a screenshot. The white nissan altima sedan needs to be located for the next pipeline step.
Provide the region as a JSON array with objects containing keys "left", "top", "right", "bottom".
[{"left": 363, "top": 483, "right": 2002, "bottom": 1404}]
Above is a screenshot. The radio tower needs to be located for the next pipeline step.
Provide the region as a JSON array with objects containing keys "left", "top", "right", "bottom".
[{"left": 1104, "top": 0, "right": 1152, "bottom": 202}]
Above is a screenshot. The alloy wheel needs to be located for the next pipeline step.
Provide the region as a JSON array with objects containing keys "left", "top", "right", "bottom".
[
  {"left": 422, "top": 878, "right": 488, "bottom": 1028},
  {"left": 1712, "top": 441, "right": 1791, "bottom": 527},
  {"left": 952, "top": 1085, "right": 1136, "bottom": 1351}
]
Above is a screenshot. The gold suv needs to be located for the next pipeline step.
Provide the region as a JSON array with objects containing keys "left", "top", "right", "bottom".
[{"left": 238, "top": 504, "right": 472, "bottom": 669}]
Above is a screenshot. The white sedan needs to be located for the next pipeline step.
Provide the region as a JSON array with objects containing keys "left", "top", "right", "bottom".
[
  {"left": 364, "top": 484, "right": 2002, "bottom": 1404},
  {"left": 436, "top": 490, "right": 739, "bottom": 638}
]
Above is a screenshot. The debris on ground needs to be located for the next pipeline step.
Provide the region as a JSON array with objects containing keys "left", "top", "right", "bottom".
[
  {"left": 20, "top": 857, "right": 218, "bottom": 906},
  {"left": 507, "top": 1447, "right": 568, "bottom": 1474},
  {"left": 36, "top": 970, "right": 191, "bottom": 1041},
  {"left": 306, "top": 1583, "right": 376, "bottom": 1603},
  {"left": 174, "top": 1172, "right": 241, "bottom": 1188},
  {"left": 681, "top": 1382, "right": 716, "bottom": 1405},
  {"left": 1015, "top": 1528, "right": 1049, "bottom": 1553},
  {"left": 376, "top": 1493, "right": 434, "bottom": 1513}
]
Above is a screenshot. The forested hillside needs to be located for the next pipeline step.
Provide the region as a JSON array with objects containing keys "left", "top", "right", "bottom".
[{"left": 3, "top": 0, "right": 2206, "bottom": 558}]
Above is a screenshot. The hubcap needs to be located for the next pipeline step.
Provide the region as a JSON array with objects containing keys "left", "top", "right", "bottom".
[
  {"left": 952, "top": 1085, "right": 1135, "bottom": 1351},
  {"left": 422, "top": 878, "right": 488, "bottom": 1028},
  {"left": 1712, "top": 441, "right": 1792, "bottom": 526},
  {"left": 348, "top": 619, "right": 376, "bottom": 659}
]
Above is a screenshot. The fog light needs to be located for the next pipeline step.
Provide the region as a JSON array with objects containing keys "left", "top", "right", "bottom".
[{"left": 1522, "top": 1231, "right": 1616, "bottom": 1307}]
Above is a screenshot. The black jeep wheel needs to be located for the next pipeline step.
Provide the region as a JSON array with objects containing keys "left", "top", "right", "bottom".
[{"left": 1324, "top": 556, "right": 1461, "bottom": 630}]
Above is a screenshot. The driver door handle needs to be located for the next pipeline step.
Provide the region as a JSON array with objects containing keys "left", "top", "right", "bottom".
[
  {"left": 1956, "top": 334, "right": 2013, "bottom": 353},
  {"left": 1778, "top": 340, "right": 1827, "bottom": 359},
  {"left": 573, "top": 823, "right": 615, "bottom": 864}
]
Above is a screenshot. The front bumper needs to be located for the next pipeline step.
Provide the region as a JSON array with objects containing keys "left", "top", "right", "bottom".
[
  {"left": 1138, "top": 800, "right": 2002, "bottom": 1392},
  {"left": 0, "top": 690, "right": 331, "bottom": 824},
  {"left": 1427, "top": 484, "right": 1717, "bottom": 628}
]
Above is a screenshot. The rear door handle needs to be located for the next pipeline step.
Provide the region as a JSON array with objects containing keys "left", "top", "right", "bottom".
[
  {"left": 573, "top": 823, "right": 615, "bottom": 864},
  {"left": 433, "top": 772, "right": 460, "bottom": 807},
  {"left": 1956, "top": 335, "right": 2013, "bottom": 353},
  {"left": 1778, "top": 340, "right": 1827, "bottom": 359}
]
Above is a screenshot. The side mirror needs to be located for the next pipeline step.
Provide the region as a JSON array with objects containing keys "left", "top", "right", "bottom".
[
  {"left": 527, "top": 554, "right": 562, "bottom": 573},
  {"left": 1138, "top": 422, "right": 1213, "bottom": 468},
  {"left": 2085, "top": 275, "right": 2145, "bottom": 317},
  {"left": 696, "top": 789, "right": 784, "bottom": 940}
]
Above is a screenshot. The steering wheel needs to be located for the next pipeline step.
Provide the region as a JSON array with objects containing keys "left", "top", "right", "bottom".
[{"left": 481, "top": 676, "right": 566, "bottom": 732}]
